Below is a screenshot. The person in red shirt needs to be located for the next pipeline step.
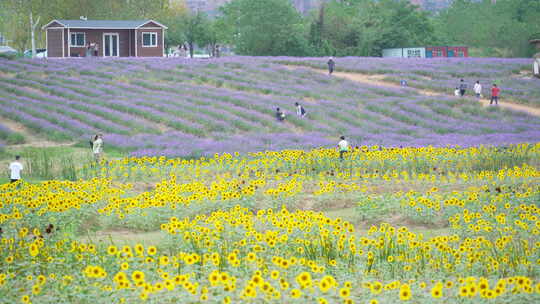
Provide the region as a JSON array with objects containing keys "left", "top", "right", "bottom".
[{"left": 490, "top": 84, "right": 500, "bottom": 105}]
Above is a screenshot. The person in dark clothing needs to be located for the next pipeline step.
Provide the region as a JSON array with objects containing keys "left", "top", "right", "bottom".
[
  {"left": 327, "top": 57, "right": 335, "bottom": 75},
  {"left": 275, "top": 107, "right": 285, "bottom": 121},
  {"left": 459, "top": 79, "right": 467, "bottom": 97},
  {"left": 295, "top": 102, "right": 306, "bottom": 117}
]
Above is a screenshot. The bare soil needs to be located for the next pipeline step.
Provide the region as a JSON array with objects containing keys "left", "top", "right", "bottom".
[{"left": 0, "top": 116, "right": 75, "bottom": 147}]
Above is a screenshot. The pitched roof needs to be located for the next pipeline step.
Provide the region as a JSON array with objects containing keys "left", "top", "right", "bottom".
[{"left": 42, "top": 19, "right": 167, "bottom": 29}]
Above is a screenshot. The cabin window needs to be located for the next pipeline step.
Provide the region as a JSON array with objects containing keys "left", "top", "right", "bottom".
[
  {"left": 70, "top": 33, "right": 86, "bottom": 47},
  {"left": 436, "top": 50, "right": 442, "bottom": 56},
  {"left": 458, "top": 51, "right": 465, "bottom": 57},
  {"left": 142, "top": 32, "right": 157, "bottom": 47}
]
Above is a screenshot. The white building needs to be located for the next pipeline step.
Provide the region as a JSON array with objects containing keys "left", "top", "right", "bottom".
[{"left": 382, "top": 47, "right": 426, "bottom": 58}]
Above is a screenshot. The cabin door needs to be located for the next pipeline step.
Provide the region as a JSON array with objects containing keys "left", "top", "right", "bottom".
[{"left": 103, "top": 33, "right": 119, "bottom": 57}]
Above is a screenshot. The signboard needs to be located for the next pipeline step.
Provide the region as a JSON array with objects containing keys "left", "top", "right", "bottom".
[
  {"left": 403, "top": 47, "right": 426, "bottom": 58},
  {"left": 382, "top": 48, "right": 403, "bottom": 58}
]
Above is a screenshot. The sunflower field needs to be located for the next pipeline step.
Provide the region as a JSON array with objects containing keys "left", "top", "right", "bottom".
[{"left": 1, "top": 143, "right": 539, "bottom": 303}]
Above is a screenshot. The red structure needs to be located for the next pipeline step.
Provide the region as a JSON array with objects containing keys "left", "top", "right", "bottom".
[
  {"left": 447, "top": 46, "right": 468, "bottom": 57},
  {"left": 425, "top": 46, "right": 468, "bottom": 58},
  {"left": 425, "top": 46, "right": 447, "bottom": 57}
]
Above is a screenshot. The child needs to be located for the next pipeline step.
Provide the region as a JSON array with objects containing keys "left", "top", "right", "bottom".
[
  {"left": 490, "top": 84, "right": 500, "bottom": 105},
  {"left": 454, "top": 87, "right": 460, "bottom": 96},
  {"left": 275, "top": 108, "right": 285, "bottom": 121}
]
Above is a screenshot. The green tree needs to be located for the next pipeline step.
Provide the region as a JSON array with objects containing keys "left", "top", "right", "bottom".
[
  {"left": 219, "top": 0, "right": 311, "bottom": 56},
  {"left": 434, "top": 0, "right": 540, "bottom": 57},
  {"left": 308, "top": 0, "right": 435, "bottom": 57},
  {"left": 197, "top": 18, "right": 222, "bottom": 57},
  {"left": 157, "top": 1, "right": 188, "bottom": 53},
  {"left": 184, "top": 11, "right": 209, "bottom": 58},
  {"left": 1, "top": 0, "right": 47, "bottom": 52},
  {"left": 0, "top": 0, "right": 180, "bottom": 52}
]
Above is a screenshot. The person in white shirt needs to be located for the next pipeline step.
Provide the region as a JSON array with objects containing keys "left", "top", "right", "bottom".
[
  {"left": 454, "top": 87, "right": 460, "bottom": 97},
  {"left": 9, "top": 155, "right": 23, "bottom": 183},
  {"left": 534, "top": 58, "right": 540, "bottom": 78},
  {"left": 338, "top": 136, "right": 349, "bottom": 160},
  {"left": 473, "top": 81, "right": 482, "bottom": 98},
  {"left": 92, "top": 134, "right": 104, "bottom": 162},
  {"left": 295, "top": 102, "right": 306, "bottom": 117}
]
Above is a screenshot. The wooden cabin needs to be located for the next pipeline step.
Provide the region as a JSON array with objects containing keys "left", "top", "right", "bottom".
[{"left": 42, "top": 19, "right": 167, "bottom": 58}]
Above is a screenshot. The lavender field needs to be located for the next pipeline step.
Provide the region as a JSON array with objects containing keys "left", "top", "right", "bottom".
[
  {"left": 283, "top": 57, "right": 540, "bottom": 107},
  {"left": 0, "top": 56, "right": 539, "bottom": 157}
]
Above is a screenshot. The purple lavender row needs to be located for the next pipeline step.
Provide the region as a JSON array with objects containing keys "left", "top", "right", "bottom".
[
  {"left": 66, "top": 70, "right": 272, "bottom": 134},
  {"left": 0, "top": 95, "right": 95, "bottom": 136},
  {"left": 276, "top": 56, "right": 539, "bottom": 106},
  {"left": 21, "top": 75, "right": 157, "bottom": 133},
  {"left": 0, "top": 101, "right": 74, "bottom": 139},
  {"left": 0, "top": 80, "right": 131, "bottom": 134}
]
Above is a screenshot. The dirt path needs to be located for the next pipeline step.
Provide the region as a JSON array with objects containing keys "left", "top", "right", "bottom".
[
  {"left": 0, "top": 117, "right": 76, "bottom": 147},
  {"left": 477, "top": 98, "right": 540, "bottom": 116},
  {"left": 329, "top": 70, "right": 440, "bottom": 96},
  {"left": 289, "top": 65, "right": 540, "bottom": 117},
  {"left": 336, "top": 69, "right": 540, "bottom": 116}
]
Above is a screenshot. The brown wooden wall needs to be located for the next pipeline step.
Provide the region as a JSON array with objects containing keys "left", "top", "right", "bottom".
[
  {"left": 45, "top": 25, "right": 164, "bottom": 57},
  {"left": 47, "top": 29, "right": 64, "bottom": 57},
  {"left": 136, "top": 28, "right": 163, "bottom": 57},
  {"left": 129, "top": 29, "right": 135, "bottom": 56},
  {"left": 66, "top": 29, "right": 132, "bottom": 57}
]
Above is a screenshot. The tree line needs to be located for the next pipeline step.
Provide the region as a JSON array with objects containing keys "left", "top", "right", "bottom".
[{"left": 1, "top": 0, "right": 539, "bottom": 57}]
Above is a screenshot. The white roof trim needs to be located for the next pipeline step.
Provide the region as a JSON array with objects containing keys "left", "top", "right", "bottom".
[
  {"left": 42, "top": 19, "right": 66, "bottom": 30},
  {"left": 41, "top": 19, "right": 168, "bottom": 30},
  {"left": 56, "top": 27, "right": 151, "bottom": 29},
  {"left": 136, "top": 20, "right": 168, "bottom": 29}
]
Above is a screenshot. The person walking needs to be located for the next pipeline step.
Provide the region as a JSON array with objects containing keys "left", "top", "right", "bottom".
[
  {"left": 458, "top": 79, "right": 467, "bottom": 97},
  {"left": 327, "top": 57, "right": 335, "bottom": 75},
  {"left": 473, "top": 81, "right": 482, "bottom": 98},
  {"left": 9, "top": 155, "right": 23, "bottom": 183},
  {"left": 490, "top": 84, "right": 500, "bottom": 105},
  {"left": 295, "top": 102, "right": 306, "bottom": 117},
  {"left": 92, "top": 134, "right": 104, "bottom": 162},
  {"left": 338, "top": 136, "right": 349, "bottom": 160},
  {"left": 275, "top": 108, "right": 285, "bottom": 121},
  {"left": 534, "top": 57, "right": 540, "bottom": 78}
]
